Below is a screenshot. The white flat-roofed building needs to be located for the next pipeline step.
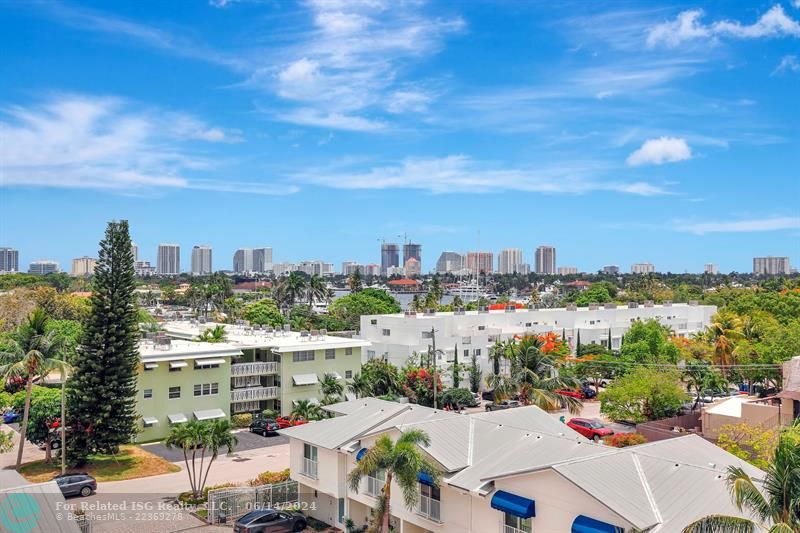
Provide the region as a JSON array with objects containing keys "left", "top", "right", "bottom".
[
  {"left": 631, "top": 262, "right": 655, "bottom": 274},
  {"left": 753, "top": 256, "right": 791, "bottom": 275},
  {"left": 359, "top": 303, "right": 715, "bottom": 384},
  {"left": 498, "top": 248, "right": 524, "bottom": 274},
  {"left": 280, "top": 398, "right": 764, "bottom": 533},
  {"left": 164, "top": 321, "right": 371, "bottom": 416},
  {"left": 28, "top": 260, "right": 59, "bottom": 275},
  {"left": 0, "top": 247, "right": 19, "bottom": 273},
  {"left": 557, "top": 266, "right": 578, "bottom": 275}
]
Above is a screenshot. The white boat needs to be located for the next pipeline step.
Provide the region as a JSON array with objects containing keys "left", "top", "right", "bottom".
[{"left": 446, "top": 280, "right": 493, "bottom": 301}]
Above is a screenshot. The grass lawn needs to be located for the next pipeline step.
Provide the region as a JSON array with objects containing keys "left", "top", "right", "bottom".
[{"left": 19, "top": 444, "right": 180, "bottom": 483}]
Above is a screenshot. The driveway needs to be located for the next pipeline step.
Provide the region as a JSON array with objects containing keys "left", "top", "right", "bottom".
[{"left": 142, "top": 429, "right": 288, "bottom": 462}]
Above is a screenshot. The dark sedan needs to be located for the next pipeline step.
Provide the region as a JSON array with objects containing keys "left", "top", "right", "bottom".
[
  {"left": 249, "top": 418, "right": 280, "bottom": 437},
  {"left": 484, "top": 400, "right": 520, "bottom": 411},
  {"left": 233, "top": 509, "right": 307, "bottom": 533},
  {"left": 55, "top": 473, "right": 97, "bottom": 498}
]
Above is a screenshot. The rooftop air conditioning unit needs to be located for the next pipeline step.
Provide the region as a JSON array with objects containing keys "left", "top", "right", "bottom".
[
  {"left": 588, "top": 303, "right": 599, "bottom": 310},
  {"left": 628, "top": 302, "right": 638, "bottom": 309},
  {"left": 663, "top": 300, "right": 672, "bottom": 307},
  {"left": 644, "top": 300, "right": 654, "bottom": 307},
  {"left": 454, "top": 307, "right": 466, "bottom": 315},
  {"left": 404, "top": 311, "right": 417, "bottom": 318},
  {"left": 505, "top": 305, "right": 516, "bottom": 313},
  {"left": 604, "top": 303, "right": 617, "bottom": 309},
  {"left": 689, "top": 300, "right": 699, "bottom": 306},
  {"left": 424, "top": 308, "right": 436, "bottom": 316},
  {"left": 566, "top": 303, "right": 577, "bottom": 311},
  {"left": 478, "top": 306, "right": 489, "bottom": 314}
]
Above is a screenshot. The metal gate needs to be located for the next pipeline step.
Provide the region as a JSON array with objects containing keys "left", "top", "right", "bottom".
[{"left": 207, "top": 480, "right": 299, "bottom": 524}]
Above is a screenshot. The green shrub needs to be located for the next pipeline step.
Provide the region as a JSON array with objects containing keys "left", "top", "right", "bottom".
[
  {"left": 248, "top": 468, "right": 291, "bottom": 487},
  {"left": 262, "top": 409, "right": 278, "bottom": 419},
  {"left": 231, "top": 413, "right": 252, "bottom": 428},
  {"left": 441, "top": 388, "right": 474, "bottom": 408},
  {"left": 0, "top": 391, "right": 12, "bottom": 409}
]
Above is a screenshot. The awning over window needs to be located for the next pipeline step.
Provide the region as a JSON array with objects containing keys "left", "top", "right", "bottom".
[
  {"left": 293, "top": 398, "right": 320, "bottom": 406},
  {"left": 491, "top": 490, "right": 535, "bottom": 518},
  {"left": 571, "top": 515, "right": 624, "bottom": 533},
  {"left": 325, "top": 371, "right": 342, "bottom": 379},
  {"left": 292, "top": 373, "right": 319, "bottom": 386},
  {"left": 168, "top": 413, "right": 188, "bottom": 424},
  {"left": 418, "top": 472, "right": 434, "bottom": 486},
  {"left": 169, "top": 361, "right": 188, "bottom": 369},
  {"left": 142, "top": 417, "right": 159, "bottom": 426},
  {"left": 195, "top": 358, "right": 225, "bottom": 367},
  {"left": 194, "top": 408, "right": 226, "bottom": 421},
  {"left": 144, "top": 363, "right": 159, "bottom": 369},
  {"left": 356, "top": 448, "right": 368, "bottom": 461}
]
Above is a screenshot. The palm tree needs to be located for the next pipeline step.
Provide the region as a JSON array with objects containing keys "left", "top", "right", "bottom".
[
  {"left": 348, "top": 268, "right": 363, "bottom": 293},
  {"left": 348, "top": 373, "right": 372, "bottom": 399},
  {"left": 683, "top": 424, "right": 800, "bottom": 532},
  {"left": 195, "top": 325, "right": 226, "bottom": 343},
  {"left": 705, "top": 312, "right": 744, "bottom": 367},
  {"left": 306, "top": 274, "right": 329, "bottom": 308},
  {"left": 164, "top": 419, "right": 237, "bottom": 499},
  {"left": 0, "top": 308, "right": 71, "bottom": 470},
  {"left": 283, "top": 272, "right": 307, "bottom": 307},
  {"left": 320, "top": 372, "right": 344, "bottom": 404},
  {"left": 291, "top": 399, "right": 323, "bottom": 421},
  {"left": 348, "top": 430, "right": 441, "bottom": 533}
]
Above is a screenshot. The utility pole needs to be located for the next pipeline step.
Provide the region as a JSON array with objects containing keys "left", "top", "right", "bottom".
[
  {"left": 61, "top": 372, "right": 66, "bottom": 475},
  {"left": 431, "top": 327, "right": 437, "bottom": 408}
]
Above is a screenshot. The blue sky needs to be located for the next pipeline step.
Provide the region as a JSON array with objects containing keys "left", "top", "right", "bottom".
[{"left": 1, "top": 0, "right": 798, "bottom": 274}]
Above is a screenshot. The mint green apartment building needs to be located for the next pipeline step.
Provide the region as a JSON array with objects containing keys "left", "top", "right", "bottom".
[{"left": 135, "top": 322, "right": 371, "bottom": 441}]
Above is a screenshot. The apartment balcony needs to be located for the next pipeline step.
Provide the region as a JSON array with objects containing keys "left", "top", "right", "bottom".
[
  {"left": 230, "top": 386, "right": 279, "bottom": 403},
  {"left": 231, "top": 362, "right": 279, "bottom": 377},
  {"left": 417, "top": 495, "right": 441, "bottom": 522},
  {"left": 301, "top": 458, "right": 318, "bottom": 480},
  {"left": 365, "top": 476, "right": 383, "bottom": 497}
]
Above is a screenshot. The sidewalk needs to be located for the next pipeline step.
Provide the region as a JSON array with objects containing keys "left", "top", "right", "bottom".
[{"left": 0, "top": 422, "right": 45, "bottom": 487}]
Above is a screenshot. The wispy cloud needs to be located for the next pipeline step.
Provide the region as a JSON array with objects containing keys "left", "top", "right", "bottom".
[
  {"left": 773, "top": 54, "right": 800, "bottom": 75},
  {"left": 626, "top": 137, "right": 692, "bottom": 166},
  {"left": 647, "top": 5, "right": 800, "bottom": 48},
  {"left": 0, "top": 94, "right": 293, "bottom": 196},
  {"left": 292, "top": 155, "right": 669, "bottom": 196},
  {"left": 674, "top": 216, "right": 800, "bottom": 234}
]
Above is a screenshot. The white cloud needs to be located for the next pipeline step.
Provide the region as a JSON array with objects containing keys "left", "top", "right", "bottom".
[
  {"left": 772, "top": 54, "right": 800, "bottom": 75},
  {"left": 675, "top": 216, "right": 800, "bottom": 234},
  {"left": 293, "top": 155, "right": 669, "bottom": 196},
  {"left": 647, "top": 5, "right": 800, "bottom": 48},
  {"left": 274, "top": 108, "right": 386, "bottom": 132},
  {"left": 626, "top": 137, "right": 692, "bottom": 166},
  {"left": 386, "top": 90, "right": 432, "bottom": 114},
  {"left": 0, "top": 94, "right": 291, "bottom": 196}
]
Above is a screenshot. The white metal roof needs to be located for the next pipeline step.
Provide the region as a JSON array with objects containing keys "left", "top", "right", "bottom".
[
  {"left": 194, "top": 357, "right": 226, "bottom": 366},
  {"left": 139, "top": 339, "right": 242, "bottom": 362},
  {"left": 194, "top": 408, "right": 226, "bottom": 421},
  {"left": 0, "top": 481, "right": 81, "bottom": 533},
  {"left": 142, "top": 416, "right": 159, "bottom": 425},
  {"left": 169, "top": 361, "right": 188, "bottom": 369},
  {"left": 168, "top": 413, "right": 188, "bottom": 424},
  {"left": 293, "top": 373, "right": 319, "bottom": 386}
]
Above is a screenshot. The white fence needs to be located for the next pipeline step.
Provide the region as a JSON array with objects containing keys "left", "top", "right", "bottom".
[{"left": 207, "top": 480, "right": 299, "bottom": 525}]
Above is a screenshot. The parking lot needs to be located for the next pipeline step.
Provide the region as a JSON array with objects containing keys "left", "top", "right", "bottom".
[{"left": 142, "top": 429, "right": 288, "bottom": 462}]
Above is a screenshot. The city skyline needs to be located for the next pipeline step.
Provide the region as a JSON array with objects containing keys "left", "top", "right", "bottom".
[{"left": 1, "top": 2, "right": 799, "bottom": 272}]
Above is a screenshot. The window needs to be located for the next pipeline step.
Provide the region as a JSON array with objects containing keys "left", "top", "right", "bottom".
[
  {"left": 168, "top": 386, "right": 181, "bottom": 399},
  {"left": 475, "top": 349, "right": 481, "bottom": 356},
  {"left": 525, "top": 322, "right": 532, "bottom": 327},
  {"left": 478, "top": 325, "right": 485, "bottom": 331},
  {"left": 464, "top": 350, "right": 469, "bottom": 358},
  {"left": 345, "top": 347, "right": 353, "bottom": 356},
  {"left": 418, "top": 483, "right": 441, "bottom": 521},
  {"left": 421, "top": 330, "right": 433, "bottom": 339},
  {"left": 345, "top": 370, "right": 353, "bottom": 379},
  {"left": 382, "top": 328, "right": 391, "bottom": 336},
  {"left": 370, "top": 319, "right": 378, "bottom": 325},
  {"left": 293, "top": 350, "right": 315, "bottom": 362},
  {"left": 144, "top": 365, "right": 154, "bottom": 372},
  {"left": 196, "top": 363, "right": 219, "bottom": 369},
  {"left": 194, "top": 383, "right": 219, "bottom": 397},
  {"left": 143, "top": 389, "right": 153, "bottom": 399},
  {"left": 302, "top": 443, "right": 318, "bottom": 479},
  {"left": 504, "top": 513, "right": 532, "bottom": 533},
  {"left": 232, "top": 400, "right": 260, "bottom": 413},
  {"left": 169, "top": 366, "right": 181, "bottom": 373},
  {"left": 462, "top": 336, "right": 471, "bottom": 344},
  {"left": 325, "top": 349, "right": 335, "bottom": 360},
  {"left": 367, "top": 350, "right": 376, "bottom": 360},
  {"left": 366, "top": 469, "right": 385, "bottom": 497}
]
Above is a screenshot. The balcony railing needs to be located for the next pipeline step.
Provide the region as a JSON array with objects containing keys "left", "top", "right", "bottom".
[
  {"left": 504, "top": 526, "right": 529, "bottom": 533},
  {"left": 301, "top": 458, "right": 318, "bottom": 480},
  {"left": 231, "top": 362, "right": 279, "bottom": 376},
  {"left": 365, "top": 476, "right": 383, "bottom": 497},
  {"left": 230, "top": 386, "right": 279, "bottom": 402},
  {"left": 417, "top": 495, "right": 441, "bottom": 522}
]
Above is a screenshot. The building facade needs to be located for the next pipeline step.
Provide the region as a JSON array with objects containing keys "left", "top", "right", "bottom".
[
  {"left": 157, "top": 244, "right": 181, "bottom": 275},
  {"left": 466, "top": 251, "right": 493, "bottom": 274},
  {"left": 435, "top": 252, "right": 465, "bottom": 274},
  {"left": 134, "top": 260, "right": 156, "bottom": 277},
  {"left": 403, "top": 243, "right": 422, "bottom": 272},
  {"left": 131, "top": 242, "right": 139, "bottom": 262},
  {"left": 557, "top": 266, "right": 578, "bottom": 275},
  {"left": 753, "top": 256, "right": 791, "bottom": 275},
  {"left": 601, "top": 265, "right": 620, "bottom": 275},
  {"left": 381, "top": 243, "right": 400, "bottom": 275},
  {"left": 704, "top": 263, "right": 719, "bottom": 275},
  {"left": 28, "top": 260, "right": 59, "bottom": 275},
  {"left": 71, "top": 256, "right": 96, "bottom": 276},
  {"left": 404, "top": 258, "right": 421, "bottom": 277},
  {"left": 497, "top": 248, "right": 525, "bottom": 274},
  {"left": 359, "top": 302, "right": 716, "bottom": 384},
  {"left": 281, "top": 398, "right": 764, "bottom": 533},
  {"left": 191, "top": 245, "right": 213, "bottom": 275},
  {"left": 631, "top": 262, "right": 656, "bottom": 274},
  {"left": 534, "top": 245, "right": 556, "bottom": 274},
  {"left": 0, "top": 247, "right": 20, "bottom": 273}
]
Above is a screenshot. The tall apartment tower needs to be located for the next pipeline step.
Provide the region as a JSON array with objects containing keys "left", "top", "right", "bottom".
[
  {"left": 753, "top": 256, "right": 791, "bottom": 275},
  {"left": 381, "top": 243, "right": 400, "bottom": 275},
  {"left": 131, "top": 242, "right": 139, "bottom": 262},
  {"left": 157, "top": 244, "right": 181, "bottom": 275},
  {"left": 466, "top": 251, "right": 494, "bottom": 274},
  {"left": 191, "top": 245, "right": 213, "bottom": 275},
  {"left": 601, "top": 265, "right": 620, "bottom": 275},
  {"left": 403, "top": 243, "right": 422, "bottom": 272},
  {"left": 28, "top": 260, "right": 59, "bottom": 275},
  {"left": 535, "top": 245, "right": 556, "bottom": 275},
  {"left": 631, "top": 262, "right": 656, "bottom": 274},
  {"left": 498, "top": 248, "right": 525, "bottom": 274},
  {"left": 253, "top": 247, "right": 273, "bottom": 272},
  {"left": 0, "top": 247, "right": 19, "bottom": 273},
  {"left": 233, "top": 248, "right": 254, "bottom": 273},
  {"left": 435, "top": 251, "right": 465, "bottom": 273},
  {"left": 71, "top": 256, "right": 97, "bottom": 276},
  {"left": 704, "top": 264, "right": 719, "bottom": 275}
]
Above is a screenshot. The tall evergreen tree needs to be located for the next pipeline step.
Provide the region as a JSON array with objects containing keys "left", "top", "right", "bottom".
[
  {"left": 452, "top": 343, "right": 460, "bottom": 388},
  {"left": 67, "top": 220, "right": 139, "bottom": 464}
]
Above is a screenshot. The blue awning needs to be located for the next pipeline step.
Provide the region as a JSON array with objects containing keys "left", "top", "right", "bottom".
[
  {"left": 417, "top": 472, "right": 434, "bottom": 486},
  {"left": 355, "top": 448, "right": 368, "bottom": 461},
  {"left": 490, "top": 490, "right": 535, "bottom": 518},
  {"left": 571, "top": 515, "right": 623, "bottom": 533}
]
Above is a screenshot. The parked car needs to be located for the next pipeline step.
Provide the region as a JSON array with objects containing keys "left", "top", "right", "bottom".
[
  {"left": 566, "top": 418, "right": 614, "bottom": 442},
  {"left": 481, "top": 389, "right": 495, "bottom": 401},
  {"left": 55, "top": 473, "right": 97, "bottom": 498},
  {"left": 580, "top": 386, "right": 597, "bottom": 400},
  {"left": 485, "top": 400, "right": 520, "bottom": 411},
  {"left": 275, "top": 417, "right": 309, "bottom": 429},
  {"left": 233, "top": 509, "right": 307, "bottom": 533},
  {"left": 555, "top": 389, "right": 583, "bottom": 399},
  {"left": 3, "top": 410, "right": 20, "bottom": 424},
  {"left": 249, "top": 418, "right": 280, "bottom": 437}
]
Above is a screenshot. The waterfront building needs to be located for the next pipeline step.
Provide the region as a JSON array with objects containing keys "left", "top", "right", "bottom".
[
  {"left": 601, "top": 265, "right": 620, "bottom": 275},
  {"left": 403, "top": 243, "right": 422, "bottom": 272},
  {"left": 466, "top": 251, "right": 493, "bottom": 274},
  {"left": 498, "top": 248, "right": 525, "bottom": 274},
  {"left": 704, "top": 264, "right": 719, "bottom": 275}
]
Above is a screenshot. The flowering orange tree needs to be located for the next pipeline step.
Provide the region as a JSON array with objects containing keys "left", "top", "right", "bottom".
[{"left": 402, "top": 366, "right": 444, "bottom": 408}]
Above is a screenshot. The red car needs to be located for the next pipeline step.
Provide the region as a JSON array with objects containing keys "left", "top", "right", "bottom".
[
  {"left": 567, "top": 418, "right": 614, "bottom": 441},
  {"left": 275, "top": 416, "right": 309, "bottom": 429},
  {"left": 555, "top": 389, "right": 583, "bottom": 399}
]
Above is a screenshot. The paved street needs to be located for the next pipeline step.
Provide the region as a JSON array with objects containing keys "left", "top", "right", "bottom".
[{"left": 143, "top": 429, "right": 288, "bottom": 462}]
